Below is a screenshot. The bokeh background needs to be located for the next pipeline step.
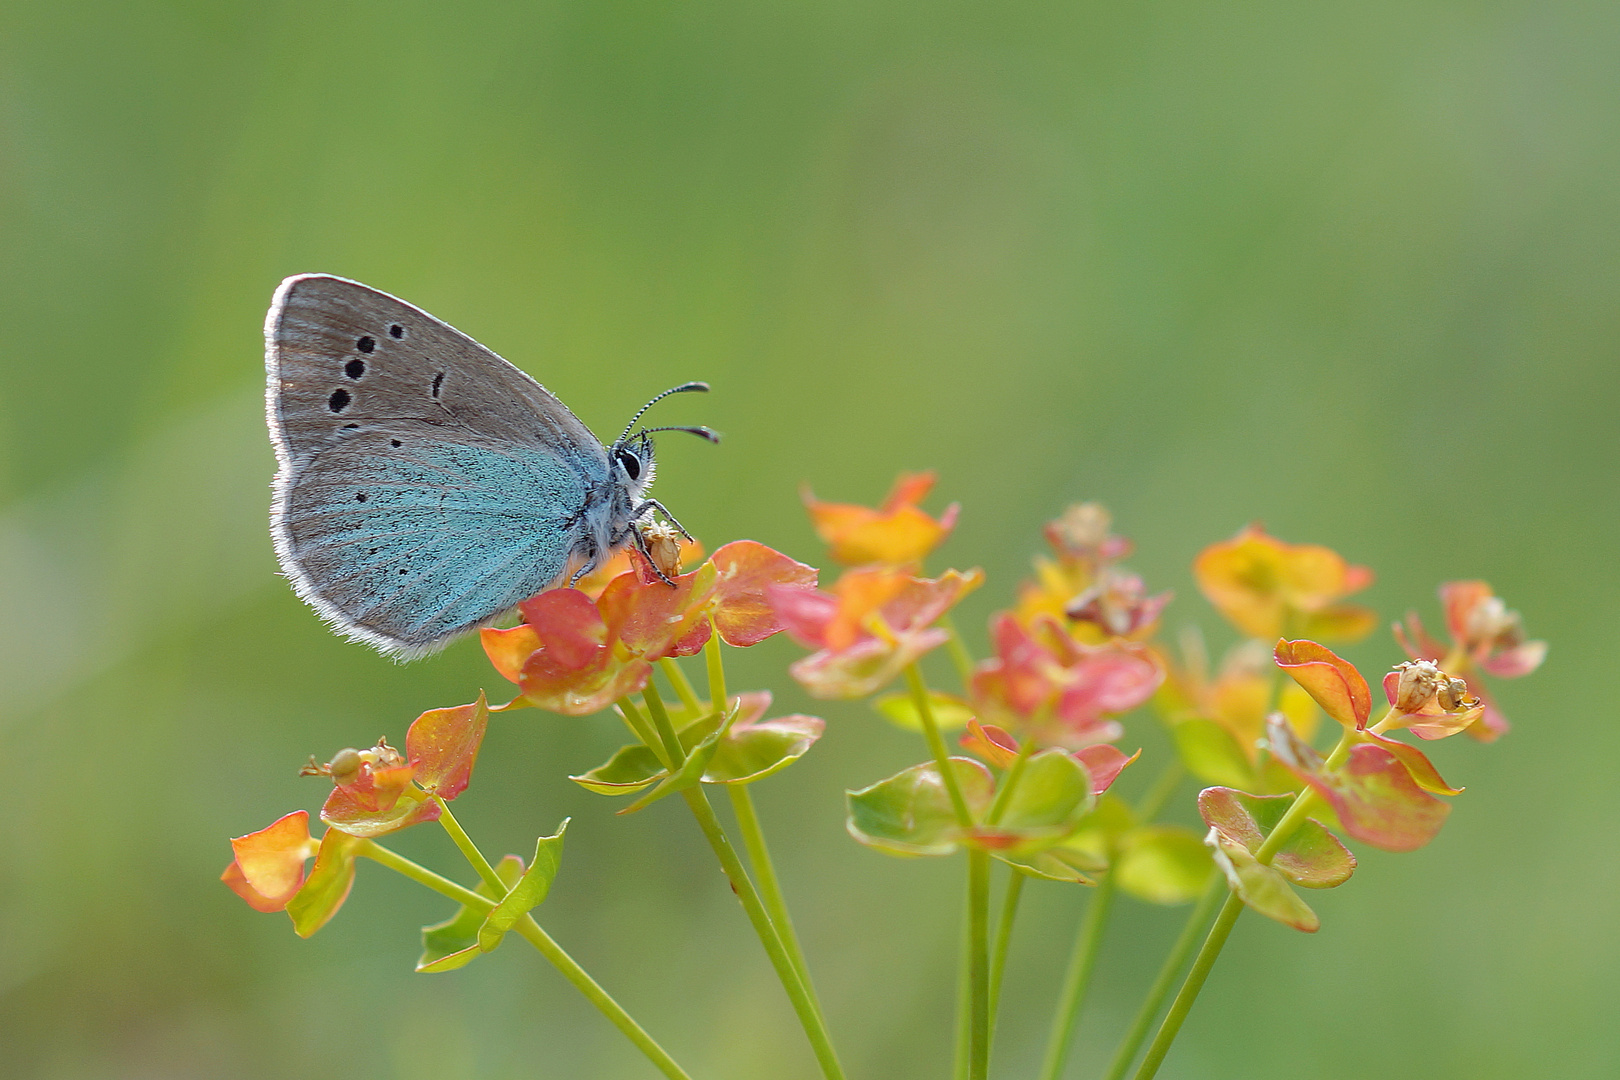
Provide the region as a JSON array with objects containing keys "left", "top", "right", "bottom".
[{"left": 2, "top": 1, "right": 1617, "bottom": 1077}]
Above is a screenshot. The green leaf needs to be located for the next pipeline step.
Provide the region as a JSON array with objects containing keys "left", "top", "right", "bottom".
[
  {"left": 416, "top": 855, "right": 523, "bottom": 973},
  {"left": 616, "top": 729, "right": 724, "bottom": 815},
  {"left": 975, "top": 749, "right": 1095, "bottom": 854},
  {"left": 846, "top": 757, "right": 995, "bottom": 857},
  {"left": 478, "top": 822, "right": 568, "bottom": 951},
  {"left": 1063, "top": 793, "right": 1136, "bottom": 864},
  {"left": 1172, "top": 718, "right": 1256, "bottom": 788},
  {"left": 1114, "top": 826, "right": 1215, "bottom": 905},
  {"left": 569, "top": 743, "right": 666, "bottom": 797},
  {"left": 286, "top": 829, "right": 361, "bottom": 938},
  {"left": 704, "top": 715, "right": 825, "bottom": 784},
  {"left": 873, "top": 690, "right": 974, "bottom": 732},
  {"left": 1206, "top": 828, "right": 1319, "bottom": 932},
  {"left": 994, "top": 845, "right": 1104, "bottom": 884}
]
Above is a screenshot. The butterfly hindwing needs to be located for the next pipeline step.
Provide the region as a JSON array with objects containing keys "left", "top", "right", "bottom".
[{"left": 283, "top": 436, "right": 590, "bottom": 656}]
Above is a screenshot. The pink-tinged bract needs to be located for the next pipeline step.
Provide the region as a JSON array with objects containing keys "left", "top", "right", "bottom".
[
  {"left": 406, "top": 694, "right": 490, "bottom": 801},
  {"left": 782, "top": 568, "right": 982, "bottom": 699},
  {"left": 1379, "top": 669, "right": 1484, "bottom": 741},
  {"left": 1396, "top": 581, "right": 1545, "bottom": 742},
  {"left": 971, "top": 614, "right": 1161, "bottom": 747},
  {"left": 223, "top": 811, "right": 318, "bottom": 913},
  {"left": 1268, "top": 731, "right": 1452, "bottom": 853},
  {"left": 1074, "top": 744, "right": 1140, "bottom": 795},
  {"left": 1274, "top": 638, "right": 1371, "bottom": 730},
  {"left": 485, "top": 543, "right": 819, "bottom": 715}
]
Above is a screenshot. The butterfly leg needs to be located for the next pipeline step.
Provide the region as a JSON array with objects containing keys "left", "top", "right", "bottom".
[
  {"left": 629, "top": 523, "right": 680, "bottom": 587},
  {"left": 568, "top": 547, "right": 602, "bottom": 587},
  {"left": 630, "top": 499, "right": 695, "bottom": 542}
]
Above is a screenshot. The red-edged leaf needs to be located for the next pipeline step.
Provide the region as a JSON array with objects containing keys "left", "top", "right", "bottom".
[
  {"left": 710, "top": 541, "right": 819, "bottom": 647},
  {"left": 1197, "top": 787, "right": 1354, "bottom": 888},
  {"left": 1358, "top": 729, "right": 1462, "bottom": 794},
  {"left": 1275, "top": 639, "right": 1371, "bottom": 729},
  {"left": 1295, "top": 745, "right": 1450, "bottom": 852},
  {"left": 407, "top": 694, "right": 489, "bottom": 800}
]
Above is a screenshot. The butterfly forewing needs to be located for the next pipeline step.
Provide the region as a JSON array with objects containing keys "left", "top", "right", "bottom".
[{"left": 266, "top": 275, "right": 614, "bottom": 657}]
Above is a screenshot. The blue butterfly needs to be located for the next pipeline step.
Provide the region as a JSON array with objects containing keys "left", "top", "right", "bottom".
[{"left": 265, "top": 274, "right": 714, "bottom": 658}]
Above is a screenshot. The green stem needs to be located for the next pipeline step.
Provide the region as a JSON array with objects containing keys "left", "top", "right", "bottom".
[
  {"left": 1129, "top": 893, "right": 1244, "bottom": 1080},
  {"left": 681, "top": 787, "right": 848, "bottom": 1080},
  {"left": 660, "top": 657, "right": 704, "bottom": 714},
  {"left": 728, "top": 783, "right": 817, "bottom": 1003},
  {"left": 967, "top": 849, "right": 992, "bottom": 1080},
  {"left": 512, "top": 917, "right": 696, "bottom": 1080},
  {"left": 1036, "top": 872, "right": 1117, "bottom": 1080},
  {"left": 704, "top": 632, "right": 729, "bottom": 710},
  {"left": 433, "top": 795, "right": 506, "bottom": 897},
  {"left": 988, "top": 867, "right": 1025, "bottom": 1037},
  {"left": 641, "top": 681, "right": 687, "bottom": 766},
  {"left": 985, "top": 735, "right": 1038, "bottom": 826},
  {"left": 955, "top": 902, "right": 972, "bottom": 1080},
  {"left": 618, "top": 697, "right": 672, "bottom": 770},
  {"left": 905, "top": 663, "right": 974, "bottom": 827},
  {"left": 357, "top": 839, "right": 490, "bottom": 910},
  {"left": 1130, "top": 727, "right": 1356, "bottom": 1079},
  {"left": 358, "top": 842, "right": 694, "bottom": 1080},
  {"left": 1100, "top": 878, "right": 1224, "bottom": 1080},
  {"left": 940, "top": 614, "right": 977, "bottom": 687}
]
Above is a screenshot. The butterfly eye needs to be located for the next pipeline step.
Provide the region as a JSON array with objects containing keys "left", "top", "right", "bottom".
[{"left": 616, "top": 449, "right": 642, "bottom": 481}]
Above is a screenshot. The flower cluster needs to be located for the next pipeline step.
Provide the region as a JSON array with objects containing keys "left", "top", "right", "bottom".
[
  {"left": 223, "top": 697, "right": 489, "bottom": 935},
  {"left": 482, "top": 540, "right": 816, "bottom": 714}
]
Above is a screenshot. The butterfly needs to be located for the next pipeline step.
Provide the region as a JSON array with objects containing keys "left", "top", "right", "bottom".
[{"left": 264, "top": 274, "right": 715, "bottom": 659}]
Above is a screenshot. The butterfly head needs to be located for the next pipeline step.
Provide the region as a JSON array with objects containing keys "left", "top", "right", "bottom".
[
  {"left": 614, "top": 432, "right": 657, "bottom": 498},
  {"left": 608, "top": 382, "right": 720, "bottom": 502}
]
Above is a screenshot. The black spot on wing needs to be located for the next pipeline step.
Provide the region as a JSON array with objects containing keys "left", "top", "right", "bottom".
[
  {"left": 345, "top": 358, "right": 366, "bottom": 379},
  {"left": 356, "top": 336, "right": 376, "bottom": 353},
  {"left": 389, "top": 324, "right": 406, "bottom": 338},
  {"left": 328, "top": 389, "right": 352, "bottom": 413},
  {"left": 431, "top": 371, "right": 445, "bottom": 398}
]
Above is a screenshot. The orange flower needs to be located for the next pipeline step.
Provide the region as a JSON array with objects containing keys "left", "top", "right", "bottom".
[
  {"left": 1012, "top": 504, "right": 1165, "bottom": 643},
  {"left": 1393, "top": 581, "right": 1546, "bottom": 742},
  {"left": 1194, "top": 525, "right": 1374, "bottom": 641},
  {"left": 776, "top": 566, "right": 983, "bottom": 698},
  {"left": 803, "top": 471, "right": 959, "bottom": 567}
]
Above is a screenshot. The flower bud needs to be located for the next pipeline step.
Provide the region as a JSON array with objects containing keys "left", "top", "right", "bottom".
[
  {"left": 1437, "top": 676, "right": 1478, "bottom": 713},
  {"left": 639, "top": 520, "right": 686, "bottom": 580},
  {"left": 1392, "top": 660, "right": 1446, "bottom": 713},
  {"left": 326, "top": 747, "right": 364, "bottom": 785}
]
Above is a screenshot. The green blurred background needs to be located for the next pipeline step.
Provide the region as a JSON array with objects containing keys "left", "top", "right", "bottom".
[{"left": 2, "top": 0, "right": 1616, "bottom": 1076}]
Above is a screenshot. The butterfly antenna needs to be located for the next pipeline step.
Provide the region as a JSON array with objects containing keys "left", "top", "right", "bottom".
[
  {"left": 637, "top": 425, "right": 721, "bottom": 444},
  {"left": 616, "top": 382, "right": 710, "bottom": 447}
]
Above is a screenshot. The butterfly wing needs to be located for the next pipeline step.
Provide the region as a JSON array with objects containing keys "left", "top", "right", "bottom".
[{"left": 266, "top": 274, "right": 610, "bottom": 657}]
